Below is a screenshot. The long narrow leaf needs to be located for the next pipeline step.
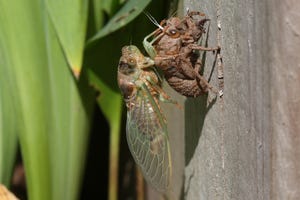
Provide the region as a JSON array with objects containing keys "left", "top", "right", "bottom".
[
  {"left": 46, "top": 0, "right": 88, "bottom": 78},
  {"left": 0, "top": 1, "right": 53, "bottom": 199},
  {"left": 102, "top": 0, "right": 120, "bottom": 17},
  {"left": 45, "top": 17, "right": 95, "bottom": 200},
  {"left": 0, "top": 1, "right": 94, "bottom": 200},
  {"left": 0, "top": 39, "right": 19, "bottom": 187},
  {"left": 86, "top": 0, "right": 151, "bottom": 46}
]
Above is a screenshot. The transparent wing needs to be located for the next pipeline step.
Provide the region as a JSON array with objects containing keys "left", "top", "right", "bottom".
[{"left": 126, "top": 83, "right": 172, "bottom": 192}]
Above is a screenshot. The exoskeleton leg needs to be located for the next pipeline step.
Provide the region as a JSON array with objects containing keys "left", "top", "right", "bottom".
[{"left": 189, "top": 44, "right": 220, "bottom": 52}]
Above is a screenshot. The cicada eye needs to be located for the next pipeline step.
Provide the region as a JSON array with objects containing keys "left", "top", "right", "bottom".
[
  {"left": 168, "top": 29, "right": 180, "bottom": 38},
  {"left": 128, "top": 57, "right": 137, "bottom": 66},
  {"left": 119, "top": 61, "right": 135, "bottom": 74}
]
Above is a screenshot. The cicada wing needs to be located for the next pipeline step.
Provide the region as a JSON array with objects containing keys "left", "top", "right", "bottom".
[{"left": 126, "top": 83, "right": 172, "bottom": 192}]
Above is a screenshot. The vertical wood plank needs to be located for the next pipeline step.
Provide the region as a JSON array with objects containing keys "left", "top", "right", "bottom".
[
  {"left": 269, "top": 0, "right": 300, "bottom": 199},
  {"left": 183, "top": 0, "right": 271, "bottom": 199},
  {"left": 147, "top": 0, "right": 300, "bottom": 199}
]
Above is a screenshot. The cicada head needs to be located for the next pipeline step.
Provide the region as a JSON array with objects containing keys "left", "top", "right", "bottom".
[
  {"left": 117, "top": 45, "right": 155, "bottom": 101},
  {"left": 121, "top": 45, "right": 154, "bottom": 69},
  {"left": 164, "top": 17, "right": 185, "bottom": 38}
]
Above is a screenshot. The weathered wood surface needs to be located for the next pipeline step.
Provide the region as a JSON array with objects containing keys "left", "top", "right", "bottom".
[
  {"left": 147, "top": 0, "right": 300, "bottom": 199},
  {"left": 269, "top": 0, "right": 300, "bottom": 199}
]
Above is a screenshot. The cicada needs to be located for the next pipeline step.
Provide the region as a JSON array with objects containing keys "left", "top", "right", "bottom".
[
  {"left": 143, "top": 11, "right": 220, "bottom": 97},
  {"left": 117, "top": 45, "right": 173, "bottom": 191}
]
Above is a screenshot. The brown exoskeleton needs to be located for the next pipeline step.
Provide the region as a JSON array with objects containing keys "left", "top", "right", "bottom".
[{"left": 143, "top": 11, "right": 220, "bottom": 97}]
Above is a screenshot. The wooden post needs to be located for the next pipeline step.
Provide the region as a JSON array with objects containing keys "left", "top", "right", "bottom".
[
  {"left": 147, "top": 0, "right": 300, "bottom": 199},
  {"left": 269, "top": 0, "right": 300, "bottom": 199}
]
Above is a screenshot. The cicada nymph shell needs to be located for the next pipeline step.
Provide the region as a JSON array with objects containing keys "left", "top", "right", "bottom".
[{"left": 143, "top": 11, "right": 220, "bottom": 97}]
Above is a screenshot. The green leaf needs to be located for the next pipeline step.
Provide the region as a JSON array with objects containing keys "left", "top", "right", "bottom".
[
  {"left": 45, "top": 18, "right": 95, "bottom": 200},
  {"left": 46, "top": 0, "right": 88, "bottom": 78},
  {"left": 0, "top": 1, "right": 94, "bottom": 200},
  {"left": 90, "top": 0, "right": 120, "bottom": 32},
  {"left": 102, "top": 0, "right": 120, "bottom": 16},
  {"left": 0, "top": 40, "right": 18, "bottom": 187},
  {"left": 0, "top": 1, "right": 53, "bottom": 199},
  {"left": 86, "top": 0, "right": 151, "bottom": 46},
  {"left": 90, "top": 0, "right": 105, "bottom": 31}
]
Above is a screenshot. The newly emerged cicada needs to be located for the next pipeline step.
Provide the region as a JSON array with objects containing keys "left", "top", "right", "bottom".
[
  {"left": 143, "top": 11, "right": 220, "bottom": 97},
  {"left": 117, "top": 45, "right": 174, "bottom": 191}
]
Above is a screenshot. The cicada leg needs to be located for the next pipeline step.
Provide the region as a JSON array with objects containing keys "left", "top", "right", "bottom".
[
  {"left": 189, "top": 43, "right": 220, "bottom": 52},
  {"left": 192, "top": 57, "right": 217, "bottom": 94},
  {"left": 157, "top": 87, "right": 182, "bottom": 110},
  {"left": 146, "top": 76, "right": 182, "bottom": 109},
  {"left": 158, "top": 90, "right": 182, "bottom": 109},
  {"left": 143, "top": 29, "right": 165, "bottom": 58},
  {"left": 196, "top": 71, "right": 218, "bottom": 94},
  {"left": 187, "top": 10, "right": 206, "bottom": 18},
  {"left": 151, "top": 66, "right": 164, "bottom": 83},
  {"left": 192, "top": 44, "right": 220, "bottom": 94},
  {"left": 185, "top": 11, "right": 208, "bottom": 27},
  {"left": 139, "top": 56, "right": 155, "bottom": 69}
]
